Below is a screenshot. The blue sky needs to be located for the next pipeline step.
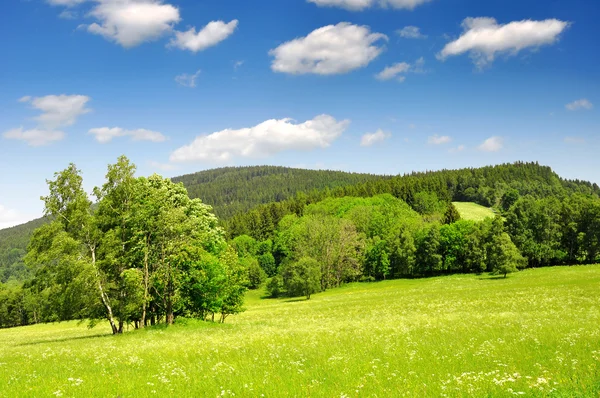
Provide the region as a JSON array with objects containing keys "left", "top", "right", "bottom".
[{"left": 1, "top": 0, "right": 599, "bottom": 228}]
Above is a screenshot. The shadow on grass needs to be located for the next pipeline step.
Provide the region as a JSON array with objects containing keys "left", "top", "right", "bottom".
[
  {"left": 478, "top": 275, "right": 509, "bottom": 281},
  {"left": 17, "top": 332, "right": 112, "bottom": 346},
  {"left": 283, "top": 297, "right": 309, "bottom": 303}
]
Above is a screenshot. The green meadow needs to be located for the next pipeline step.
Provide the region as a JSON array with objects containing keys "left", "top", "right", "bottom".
[
  {"left": 1, "top": 265, "right": 599, "bottom": 397},
  {"left": 453, "top": 202, "right": 498, "bottom": 222}
]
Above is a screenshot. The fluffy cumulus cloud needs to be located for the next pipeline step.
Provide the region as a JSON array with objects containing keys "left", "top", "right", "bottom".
[
  {"left": 169, "top": 20, "right": 238, "bottom": 52},
  {"left": 170, "top": 114, "right": 349, "bottom": 163},
  {"left": 360, "top": 129, "right": 391, "bottom": 147},
  {"left": 438, "top": 17, "right": 569, "bottom": 68},
  {"left": 478, "top": 136, "right": 503, "bottom": 152},
  {"left": 86, "top": 0, "right": 181, "bottom": 48},
  {"left": 22, "top": 94, "right": 91, "bottom": 129},
  {"left": 397, "top": 26, "right": 426, "bottom": 39},
  {"left": 175, "top": 70, "right": 201, "bottom": 88},
  {"left": 307, "top": 0, "right": 431, "bottom": 11},
  {"left": 3, "top": 128, "right": 65, "bottom": 147},
  {"left": 375, "top": 57, "right": 425, "bottom": 82},
  {"left": 566, "top": 99, "right": 593, "bottom": 111},
  {"left": 89, "top": 127, "right": 166, "bottom": 143},
  {"left": 428, "top": 134, "right": 452, "bottom": 145},
  {"left": 270, "top": 23, "right": 387, "bottom": 75},
  {"left": 3, "top": 94, "right": 90, "bottom": 146},
  {"left": 375, "top": 62, "right": 410, "bottom": 81}
]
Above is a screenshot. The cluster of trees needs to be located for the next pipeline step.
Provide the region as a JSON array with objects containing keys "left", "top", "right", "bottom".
[
  {"left": 232, "top": 194, "right": 528, "bottom": 299},
  {"left": 0, "top": 157, "right": 247, "bottom": 331},
  {"left": 505, "top": 194, "right": 600, "bottom": 266}
]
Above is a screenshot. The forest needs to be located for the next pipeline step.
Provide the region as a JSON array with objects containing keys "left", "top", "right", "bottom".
[{"left": 1, "top": 160, "right": 600, "bottom": 328}]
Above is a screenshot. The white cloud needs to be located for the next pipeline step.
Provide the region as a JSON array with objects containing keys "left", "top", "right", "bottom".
[
  {"left": 397, "top": 26, "right": 426, "bottom": 39},
  {"left": 22, "top": 94, "right": 91, "bottom": 129},
  {"left": 3, "top": 94, "right": 90, "bottom": 146},
  {"left": 270, "top": 23, "right": 387, "bottom": 75},
  {"left": 375, "top": 62, "right": 410, "bottom": 81},
  {"left": 234, "top": 60, "right": 244, "bottom": 69},
  {"left": 170, "top": 114, "right": 349, "bottom": 163},
  {"left": 449, "top": 144, "right": 466, "bottom": 153},
  {"left": 3, "top": 128, "right": 65, "bottom": 147},
  {"left": 169, "top": 20, "right": 238, "bottom": 52},
  {"left": 375, "top": 57, "right": 425, "bottom": 82},
  {"left": 438, "top": 17, "right": 569, "bottom": 68},
  {"left": 149, "top": 161, "right": 177, "bottom": 171},
  {"left": 566, "top": 99, "right": 593, "bottom": 111},
  {"left": 86, "top": 0, "right": 181, "bottom": 48},
  {"left": 478, "top": 136, "right": 503, "bottom": 152},
  {"left": 307, "top": 0, "right": 431, "bottom": 11},
  {"left": 59, "top": 9, "right": 79, "bottom": 19},
  {"left": 564, "top": 136, "right": 585, "bottom": 144},
  {"left": 175, "top": 70, "right": 201, "bottom": 88},
  {"left": 361, "top": 129, "right": 391, "bottom": 146},
  {"left": 89, "top": 127, "right": 167, "bottom": 143},
  {"left": 0, "top": 204, "right": 33, "bottom": 229},
  {"left": 428, "top": 134, "right": 452, "bottom": 145},
  {"left": 47, "top": 0, "right": 87, "bottom": 6}
]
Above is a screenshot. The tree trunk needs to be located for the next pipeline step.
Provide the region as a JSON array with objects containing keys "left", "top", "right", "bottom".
[
  {"left": 141, "top": 236, "right": 150, "bottom": 329},
  {"left": 92, "top": 247, "right": 119, "bottom": 335}
]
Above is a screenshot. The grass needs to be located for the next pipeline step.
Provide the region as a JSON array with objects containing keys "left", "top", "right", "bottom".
[
  {"left": 453, "top": 201, "right": 497, "bottom": 221},
  {"left": 1, "top": 266, "right": 600, "bottom": 397}
]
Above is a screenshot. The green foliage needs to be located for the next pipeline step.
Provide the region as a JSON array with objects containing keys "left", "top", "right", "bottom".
[
  {"left": 266, "top": 275, "right": 284, "bottom": 298},
  {"left": 257, "top": 252, "right": 277, "bottom": 277},
  {"left": 443, "top": 203, "right": 461, "bottom": 224},
  {"left": 282, "top": 257, "right": 322, "bottom": 299},
  {"left": 244, "top": 257, "right": 267, "bottom": 289}
]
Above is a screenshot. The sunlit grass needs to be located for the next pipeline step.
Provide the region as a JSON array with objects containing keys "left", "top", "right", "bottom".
[
  {"left": 1, "top": 266, "right": 599, "bottom": 397},
  {"left": 453, "top": 201, "right": 497, "bottom": 221}
]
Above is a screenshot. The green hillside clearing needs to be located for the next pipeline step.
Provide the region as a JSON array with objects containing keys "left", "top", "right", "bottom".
[{"left": 453, "top": 201, "right": 497, "bottom": 221}]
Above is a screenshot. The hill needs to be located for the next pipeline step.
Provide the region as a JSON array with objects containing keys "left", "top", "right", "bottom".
[
  {"left": 172, "top": 165, "right": 387, "bottom": 219},
  {"left": 1, "top": 265, "right": 598, "bottom": 396}
]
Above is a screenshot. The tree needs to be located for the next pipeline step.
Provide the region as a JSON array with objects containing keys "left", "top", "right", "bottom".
[
  {"left": 266, "top": 275, "right": 284, "bottom": 298},
  {"left": 415, "top": 226, "right": 442, "bottom": 275},
  {"left": 443, "top": 203, "right": 461, "bottom": 225},
  {"left": 489, "top": 233, "right": 526, "bottom": 278},
  {"left": 282, "top": 257, "right": 321, "bottom": 299},
  {"left": 244, "top": 257, "right": 266, "bottom": 289}
]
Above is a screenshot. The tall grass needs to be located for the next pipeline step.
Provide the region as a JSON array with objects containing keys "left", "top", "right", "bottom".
[
  {"left": 1, "top": 265, "right": 599, "bottom": 397},
  {"left": 453, "top": 201, "right": 497, "bottom": 221}
]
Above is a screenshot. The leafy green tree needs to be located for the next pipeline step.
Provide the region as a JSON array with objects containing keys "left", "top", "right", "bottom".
[
  {"left": 443, "top": 203, "right": 461, "bottom": 225},
  {"left": 489, "top": 233, "right": 527, "bottom": 278},
  {"left": 390, "top": 229, "right": 416, "bottom": 277},
  {"left": 282, "top": 257, "right": 321, "bottom": 299},
  {"left": 266, "top": 275, "right": 284, "bottom": 298},
  {"left": 415, "top": 226, "right": 442, "bottom": 275},
  {"left": 258, "top": 253, "right": 277, "bottom": 277},
  {"left": 244, "top": 257, "right": 266, "bottom": 289}
]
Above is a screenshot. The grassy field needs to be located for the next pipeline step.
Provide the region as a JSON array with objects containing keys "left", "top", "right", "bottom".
[
  {"left": 1, "top": 266, "right": 599, "bottom": 397},
  {"left": 453, "top": 201, "right": 497, "bottom": 221}
]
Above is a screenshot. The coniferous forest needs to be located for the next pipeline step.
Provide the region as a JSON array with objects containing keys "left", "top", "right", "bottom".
[{"left": 1, "top": 159, "right": 600, "bottom": 328}]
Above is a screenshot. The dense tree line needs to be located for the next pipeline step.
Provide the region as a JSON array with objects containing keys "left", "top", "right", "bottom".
[
  {"left": 233, "top": 194, "right": 530, "bottom": 299},
  {"left": 224, "top": 162, "right": 599, "bottom": 241},
  {"left": 0, "top": 158, "right": 247, "bottom": 330}
]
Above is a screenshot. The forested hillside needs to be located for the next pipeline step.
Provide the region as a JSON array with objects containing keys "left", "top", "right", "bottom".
[{"left": 172, "top": 166, "right": 387, "bottom": 219}]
